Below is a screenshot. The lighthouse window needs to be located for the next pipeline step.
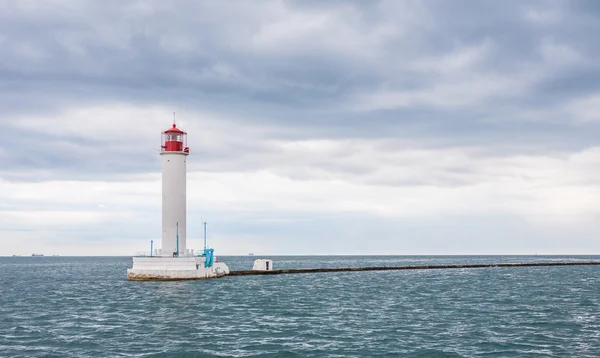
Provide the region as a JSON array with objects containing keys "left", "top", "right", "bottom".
[{"left": 166, "top": 134, "right": 182, "bottom": 142}]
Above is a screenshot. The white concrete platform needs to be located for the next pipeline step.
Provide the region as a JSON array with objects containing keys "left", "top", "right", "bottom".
[{"left": 127, "top": 256, "right": 230, "bottom": 281}]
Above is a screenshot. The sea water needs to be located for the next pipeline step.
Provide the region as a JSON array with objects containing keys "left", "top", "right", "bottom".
[{"left": 1, "top": 256, "right": 599, "bottom": 357}]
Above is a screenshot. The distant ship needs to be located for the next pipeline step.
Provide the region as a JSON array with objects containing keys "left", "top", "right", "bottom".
[
  {"left": 31, "top": 253, "right": 44, "bottom": 257},
  {"left": 248, "top": 253, "right": 254, "bottom": 256}
]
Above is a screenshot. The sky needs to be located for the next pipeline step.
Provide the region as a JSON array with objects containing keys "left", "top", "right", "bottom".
[{"left": 1, "top": 0, "right": 600, "bottom": 256}]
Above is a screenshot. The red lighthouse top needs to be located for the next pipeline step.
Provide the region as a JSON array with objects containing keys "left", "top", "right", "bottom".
[{"left": 161, "top": 123, "right": 189, "bottom": 153}]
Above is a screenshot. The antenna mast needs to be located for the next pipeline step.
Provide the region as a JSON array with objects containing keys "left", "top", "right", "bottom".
[{"left": 203, "top": 221, "right": 207, "bottom": 250}]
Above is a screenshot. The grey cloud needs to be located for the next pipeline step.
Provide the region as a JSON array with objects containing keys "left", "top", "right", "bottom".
[
  {"left": 6, "top": 1, "right": 600, "bottom": 256},
  {"left": 2, "top": 0, "right": 600, "bottom": 182}
]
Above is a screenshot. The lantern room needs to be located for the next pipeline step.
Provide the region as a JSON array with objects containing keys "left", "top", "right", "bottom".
[{"left": 161, "top": 124, "right": 189, "bottom": 153}]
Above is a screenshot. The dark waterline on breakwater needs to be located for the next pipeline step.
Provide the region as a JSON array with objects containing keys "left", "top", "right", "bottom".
[
  {"left": 229, "top": 261, "right": 600, "bottom": 277},
  {"left": 1, "top": 255, "right": 599, "bottom": 357}
]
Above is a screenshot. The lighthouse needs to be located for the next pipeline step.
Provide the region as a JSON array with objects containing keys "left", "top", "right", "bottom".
[
  {"left": 160, "top": 123, "right": 189, "bottom": 257},
  {"left": 127, "top": 120, "right": 230, "bottom": 280}
]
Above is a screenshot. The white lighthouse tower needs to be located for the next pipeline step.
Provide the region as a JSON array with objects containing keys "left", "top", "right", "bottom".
[
  {"left": 127, "top": 121, "right": 230, "bottom": 280},
  {"left": 160, "top": 123, "right": 189, "bottom": 257}
]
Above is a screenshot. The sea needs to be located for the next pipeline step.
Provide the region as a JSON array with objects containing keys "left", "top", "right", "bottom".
[{"left": 1, "top": 255, "right": 599, "bottom": 357}]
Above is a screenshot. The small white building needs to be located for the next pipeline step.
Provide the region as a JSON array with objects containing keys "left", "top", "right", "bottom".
[{"left": 252, "top": 259, "right": 274, "bottom": 271}]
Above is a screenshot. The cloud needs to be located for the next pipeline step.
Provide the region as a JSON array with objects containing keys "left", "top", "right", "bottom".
[
  {"left": 2, "top": 1, "right": 600, "bottom": 255},
  {"left": 566, "top": 94, "right": 600, "bottom": 122}
]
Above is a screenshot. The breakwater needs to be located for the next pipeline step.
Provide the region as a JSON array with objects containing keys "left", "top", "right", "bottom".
[{"left": 228, "top": 261, "right": 600, "bottom": 276}]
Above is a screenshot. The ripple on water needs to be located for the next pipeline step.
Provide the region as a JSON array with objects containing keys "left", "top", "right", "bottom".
[{"left": 0, "top": 256, "right": 599, "bottom": 357}]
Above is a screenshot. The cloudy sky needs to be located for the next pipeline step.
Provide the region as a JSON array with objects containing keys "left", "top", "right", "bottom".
[{"left": 2, "top": 0, "right": 600, "bottom": 256}]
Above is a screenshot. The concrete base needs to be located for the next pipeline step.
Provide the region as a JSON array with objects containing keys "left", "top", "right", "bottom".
[{"left": 127, "top": 256, "right": 230, "bottom": 281}]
